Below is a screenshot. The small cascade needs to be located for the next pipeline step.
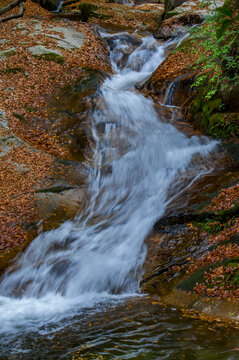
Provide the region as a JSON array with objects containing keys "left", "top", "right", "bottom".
[
  {"left": 52, "top": 0, "right": 64, "bottom": 13},
  {"left": 0, "top": 31, "right": 217, "bottom": 334}
]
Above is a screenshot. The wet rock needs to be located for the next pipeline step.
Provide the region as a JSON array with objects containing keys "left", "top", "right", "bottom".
[
  {"left": 142, "top": 162, "right": 239, "bottom": 307},
  {"left": 35, "top": 187, "right": 86, "bottom": 229},
  {"left": 104, "top": 32, "right": 142, "bottom": 69},
  {"left": 45, "top": 68, "right": 107, "bottom": 161},
  {"left": 141, "top": 224, "right": 199, "bottom": 295},
  {"left": 154, "top": 13, "right": 204, "bottom": 40}
]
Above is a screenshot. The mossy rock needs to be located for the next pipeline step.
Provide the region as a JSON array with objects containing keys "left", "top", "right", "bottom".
[
  {"left": 190, "top": 79, "right": 239, "bottom": 139},
  {"left": 36, "top": 53, "right": 64, "bottom": 64},
  {"left": 3, "top": 67, "right": 24, "bottom": 74},
  {"left": 179, "top": 257, "right": 239, "bottom": 292},
  {"left": 77, "top": 3, "right": 99, "bottom": 22},
  {"left": 73, "top": 67, "right": 103, "bottom": 94},
  {"left": 208, "top": 113, "right": 239, "bottom": 138}
]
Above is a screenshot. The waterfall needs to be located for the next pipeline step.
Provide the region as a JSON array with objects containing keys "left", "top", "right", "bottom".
[{"left": 0, "top": 32, "right": 217, "bottom": 333}]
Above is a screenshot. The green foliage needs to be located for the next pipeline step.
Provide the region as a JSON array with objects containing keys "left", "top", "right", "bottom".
[
  {"left": 196, "top": 216, "right": 236, "bottom": 234},
  {"left": 13, "top": 112, "right": 25, "bottom": 122},
  {"left": 190, "top": 2, "right": 239, "bottom": 99},
  {"left": 188, "top": 1, "right": 239, "bottom": 138}
]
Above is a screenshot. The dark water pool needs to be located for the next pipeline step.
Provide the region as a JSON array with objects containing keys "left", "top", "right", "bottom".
[{"left": 1, "top": 296, "right": 239, "bottom": 360}]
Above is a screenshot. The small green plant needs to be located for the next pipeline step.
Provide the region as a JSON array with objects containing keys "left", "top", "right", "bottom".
[
  {"left": 24, "top": 105, "right": 37, "bottom": 112},
  {"left": 13, "top": 113, "right": 25, "bottom": 122},
  {"left": 190, "top": 2, "right": 239, "bottom": 100},
  {"left": 197, "top": 216, "right": 236, "bottom": 234}
]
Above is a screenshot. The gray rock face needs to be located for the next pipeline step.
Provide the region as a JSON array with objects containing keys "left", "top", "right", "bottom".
[
  {"left": 0, "top": 109, "right": 9, "bottom": 130},
  {"left": 27, "top": 45, "right": 62, "bottom": 56},
  {"left": 46, "top": 26, "right": 85, "bottom": 50},
  {"left": 11, "top": 22, "right": 28, "bottom": 31},
  {"left": 0, "top": 39, "right": 9, "bottom": 44},
  {"left": 30, "top": 20, "right": 43, "bottom": 32},
  {"left": 0, "top": 48, "right": 17, "bottom": 60}
]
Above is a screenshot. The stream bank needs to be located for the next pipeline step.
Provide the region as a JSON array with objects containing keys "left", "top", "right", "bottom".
[
  {"left": 0, "top": 0, "right": 111, "bottom": 271},
  {"left": 139, "top": 0, "right": 239, "bottom": 320}
]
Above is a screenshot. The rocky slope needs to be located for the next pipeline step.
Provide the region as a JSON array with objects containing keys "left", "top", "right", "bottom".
[
  {"left": 0, "top": 0, "right": 238, "bottom": 324},
  {"left": 140, "top": 0, "right": 239, "bottom": 321},
  {"left": 0, "top": 0, "right": 110, "bottom": 271}
]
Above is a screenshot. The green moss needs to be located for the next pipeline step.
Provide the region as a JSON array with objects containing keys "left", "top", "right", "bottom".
[
  {"left": 78, "top": 3, "right": 98, "bottom": 22},
  {"left": 190, "top": 76, "right": 239, "bottom": 139},
  {"left": 35, "top": 53, "right": 64, "bottom": 64},
  {"left": 24, "top": 105, "right": 37, "bottom": 113},
  {"left": 73, "top": 67, "right": 101, "bottom": 93},
  {"left": 209, "top": 113, "right": 239, "bottom": 138},
  {"left": 97, "top": 13, "right": 111, "bottom": 20},
  {"left": 3, "top": 67, "right": 24, "bottom": 74}
]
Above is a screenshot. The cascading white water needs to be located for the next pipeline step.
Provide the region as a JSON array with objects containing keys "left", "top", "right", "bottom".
[{"left": 0, "top": 32, "right": 217, "bottom": 333}]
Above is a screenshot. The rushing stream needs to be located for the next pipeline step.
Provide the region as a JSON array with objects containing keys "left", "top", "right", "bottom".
[{"left": 0, "top": 30, "right": 238, "bottom": 359}]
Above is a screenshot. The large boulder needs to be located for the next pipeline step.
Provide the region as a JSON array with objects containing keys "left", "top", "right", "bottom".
[
  {"left": 154, "top": 13, "right": 204, "bottom": 40},
  {"left": 165, "top": 0, "right": 187, "bottom": 15}
]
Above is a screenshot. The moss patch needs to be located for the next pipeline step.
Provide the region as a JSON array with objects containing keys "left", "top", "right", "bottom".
[
  {"left": 35, "top": 53, "right": 65, "bottom": 64},
  {"left": 3, "top": 67, "right": 24, "bottom": 74}
]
